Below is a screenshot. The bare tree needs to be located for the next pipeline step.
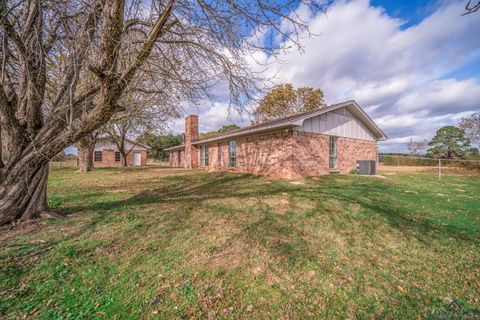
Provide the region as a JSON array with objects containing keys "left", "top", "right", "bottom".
[
  {"left": 459, "top": 113, "right": 480, "bottom": 145},
  {"left": 0, "top": 0, "right": 325, "bottom": 226},
  {"left": 407, "top": 138, "right": 428, "bottom": 155},
  {"left": 103, "top": 88, "right": 179, "bottom": 166},
  {"left": 462, "top": 0, "right": 480, "bottom": 15}
]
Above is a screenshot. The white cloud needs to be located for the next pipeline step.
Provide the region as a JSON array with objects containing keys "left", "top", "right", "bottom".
[
  {"left": 393, "top": 79, "right": 480, "bottom": 116},
  {"left": 168, "top": 101, "right": 250, "bottom": 134},
  {"left": 168, "top": 0, "right": 480, "bottom": 153}
]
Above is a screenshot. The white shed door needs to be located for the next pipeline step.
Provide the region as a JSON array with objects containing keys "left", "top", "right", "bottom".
[{"left": 133, "top": 152, "right": 141, "bottom": 166}]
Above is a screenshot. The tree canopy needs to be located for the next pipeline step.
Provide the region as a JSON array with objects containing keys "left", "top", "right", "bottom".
[
  {"left": 253, "top": 84, "right": 326, "bottom": 123},
  {"left": 140, "top": 133, "right": 183, "bottom": 160},
  {"left": 427, "top": 126, "right": 471, "bottom": 159},
  {"left": 199, "top": 124, "right": 241, "bottom": 139}
]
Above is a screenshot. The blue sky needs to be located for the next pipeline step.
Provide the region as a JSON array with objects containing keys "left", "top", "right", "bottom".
[
  {"left": 167, "top": 0, "right": 480, "bottom": 153},
  {"left": 371, "top": 0, "right": 438, "bottom": 28}
]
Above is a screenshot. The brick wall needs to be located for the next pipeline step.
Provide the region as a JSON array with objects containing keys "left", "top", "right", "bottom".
[
  {"left": 290, "top": 131, "right": 377, "bottom": 177},
  {"left": 185, "top": 115, "right": 199, "bottom": 169},
  {"left": 94, "top": 149, "right": 117, "bottom": 166},
  {"left": 93, "top": 149, "right": 147, "bottom": 166},
  {"left": 196, "top": 129, "right": 376, "bottom": 179},
  {"left": 197, "top": 129, "right": 296, "bottom": 179},
  {"left": 336, "top": 137, "right": 376, "bottom": 173},
  {"left": 169, "top": 149, "right": 185, "bottom": 167},
  {"left": 290, "top": 131, "right": 330, "bottom": 177}
]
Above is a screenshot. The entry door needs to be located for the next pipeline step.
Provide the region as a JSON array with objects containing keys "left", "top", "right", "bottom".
[{"left": 133, "top": 152, "right": 141, "bottom": 166}]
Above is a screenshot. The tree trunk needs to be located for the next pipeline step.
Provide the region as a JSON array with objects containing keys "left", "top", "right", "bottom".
[
  {"left": 0, "top": 126, "right": 3, "bottom": 168},
  {"left": 77, "top": 135, "right": 96, "bottom": 172},
  {"left": 0, "top": 162, "right": 49, "bottom": 225},
  {"left": 121, "top": 151, "right": 128, "bottom": 166}
]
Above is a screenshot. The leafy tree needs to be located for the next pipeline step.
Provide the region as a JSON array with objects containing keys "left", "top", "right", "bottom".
[
  {"left": 217, "top": 124, "right": 241, "bottom": 134},
  {"left": 200, "top": 124, "right": 240, "bottom": 139},
  {"left": 427, "top": 126, "right": 471, "bottom": 159},
  {"left": 467, "top": 147, "right": 479, "bottom": 157},
  {"left": 140, "top": 133, "right": 183, "bottom": 160},
  {"left": 253, "top": 84, "right": 326, "bottom": 123}
]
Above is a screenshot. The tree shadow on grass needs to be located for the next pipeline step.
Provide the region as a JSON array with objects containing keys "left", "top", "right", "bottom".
[
  {"left": 298, "top": 177, "right": 478, "bottom": 242},
  {"left": 61, "top": 171, "right": 477, "bottom": 245},
  {"left": 66, "top": 173, "right": 280, "bottom": 214},
  {"left": 4, "top": 171, "right": 475, "bottom": 275}
]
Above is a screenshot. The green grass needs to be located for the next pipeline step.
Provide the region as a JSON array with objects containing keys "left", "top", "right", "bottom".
[{"left": 1, "top": 167, "right": 479, "bottom": 319}]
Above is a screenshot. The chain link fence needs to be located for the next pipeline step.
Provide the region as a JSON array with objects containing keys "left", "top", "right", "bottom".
[{"left": 378, "top": 155, "right": 480, "bottom": 178}]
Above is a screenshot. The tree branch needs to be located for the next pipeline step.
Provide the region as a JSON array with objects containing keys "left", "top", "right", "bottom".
[
  {"left": 462, "top": 0, "right": 480, "bottom": 15},
  {"left": 120, "top": 0, "right": 176, "bottom": 87}
]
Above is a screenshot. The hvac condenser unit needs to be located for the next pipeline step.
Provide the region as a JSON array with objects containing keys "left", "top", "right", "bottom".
[{"left": 357, "top": 160, "right": 376, "bottom": 175}]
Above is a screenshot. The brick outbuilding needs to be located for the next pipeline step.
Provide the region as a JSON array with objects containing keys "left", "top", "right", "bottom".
[
  {"left": 78, "top": 137, "right": 149, "bottom": 167},
  {"left": 166, "top": 100, "right": 387, "bottom": 179}
]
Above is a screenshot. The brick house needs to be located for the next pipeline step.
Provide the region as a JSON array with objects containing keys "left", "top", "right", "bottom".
[
  {"left": 166, "top": 100, "right": 387, "bottom": 179},
  {"left": 78, "top": 137, "right": 149, "bottom": 167}
]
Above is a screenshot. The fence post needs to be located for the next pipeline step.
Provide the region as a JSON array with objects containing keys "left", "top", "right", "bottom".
[{"left": 438, "top": 159, "right": 441, "bottom": 180}]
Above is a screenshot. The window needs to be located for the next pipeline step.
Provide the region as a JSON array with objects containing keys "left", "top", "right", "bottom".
[
  {"left": 94, "top": 151, "right": 102, "bottom": 162},
  {"left": 217, "top": 143, "right": 222, "bottom": 165},
  {"left": 229, "top": 140, "right": 237, "bottom": 167},
  {"left": 200, "top": 145, "right": 209, "bottom": 166},
  {"left": 329, "top": 136, "right": 338, "bottom": 169},
  {"left": 115, "top": 152, "right": 121, "bottom": 162}
]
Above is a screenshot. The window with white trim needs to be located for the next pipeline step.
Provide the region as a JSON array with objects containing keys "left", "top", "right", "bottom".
[
  {"left": 329, "top": 136, "right": 338, "bottom": 169},
  {"left": 229, "top": 140, "right": 237, "bottom": 167},
  {"left": 200, "top": 145, "right": 209, "bottom": 166},
  {"left": 115, "top": 152, "right": 121, "bottom": 162}
]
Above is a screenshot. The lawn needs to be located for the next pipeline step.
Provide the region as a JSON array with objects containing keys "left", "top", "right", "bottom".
[{"left": 1, "top": 167, "right": 479, "bottom": 319}]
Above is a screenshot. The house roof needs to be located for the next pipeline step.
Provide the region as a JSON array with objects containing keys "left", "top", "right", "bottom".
[
  {"left": 164, "top": 100, "right": 387, "bottom": 151},
  {"left": 164, "top": 144, "right": 185, "bottom": 151},
  {"left": 97, "top": 136, "right": 151, "bottom": 150}
]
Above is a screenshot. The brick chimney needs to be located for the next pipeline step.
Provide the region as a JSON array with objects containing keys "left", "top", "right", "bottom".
[{"left": 184, "top": 115, "right": 199, "bottom": 169}]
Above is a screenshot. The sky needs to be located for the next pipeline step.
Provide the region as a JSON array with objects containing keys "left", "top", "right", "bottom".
[{"left": 167, "top": 0, "right": 480, "bottom": 153}]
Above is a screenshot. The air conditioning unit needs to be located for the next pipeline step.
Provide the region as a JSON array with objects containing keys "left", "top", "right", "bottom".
[{"left": 357, "top": 160, "right": 376, "bottom": 175}]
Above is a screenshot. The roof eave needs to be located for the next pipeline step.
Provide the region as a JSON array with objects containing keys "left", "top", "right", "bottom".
[
  {"left": 164, "top": 145, "right": 185, "bottom": 151},
  {"left": 96, "top": 136, "right": 151, "bottom": 149}
]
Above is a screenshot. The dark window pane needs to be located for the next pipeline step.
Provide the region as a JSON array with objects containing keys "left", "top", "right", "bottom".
[
  {"left": 204, "top": 145, "right": 209, "bottom": 166},
  {"left": 115, "top": 152, "right": 121, "bottom": 162},
  {"left": 94, "top": 151, "right": 102, "bottom": 162},
  {"left": 217, "top": 143, "right": 222, "bottom": 165}
]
